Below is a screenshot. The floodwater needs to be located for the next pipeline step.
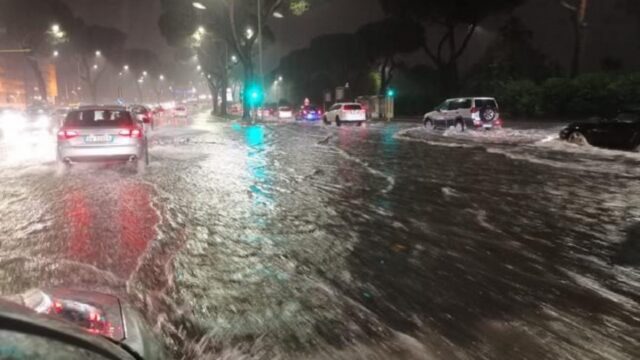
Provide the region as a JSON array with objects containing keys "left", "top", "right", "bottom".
[{"left": 0, "top": 114, "right": 639, "bottom": 359}]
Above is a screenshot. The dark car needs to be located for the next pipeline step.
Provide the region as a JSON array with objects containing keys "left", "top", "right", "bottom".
[
  {"left": 559, "top": 110, "right": 640, "bottom": 151},
  {"left": 296, "top": 105, "right": 323, "bottom": 121}
]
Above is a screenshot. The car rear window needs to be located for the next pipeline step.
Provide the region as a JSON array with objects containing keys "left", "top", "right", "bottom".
[
  {"left": 343, "top": 104, "right": 362, "bottom": 110},
  {"left": 64, "top": 110, "right": 133, "bottom": 127},
  {"left": 474, "top": 99, "right": 498, "bottom": 109}
]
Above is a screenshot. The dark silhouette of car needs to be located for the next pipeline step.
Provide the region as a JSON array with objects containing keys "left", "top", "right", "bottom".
[{"left": 559, "top": 110, "right": 640, "bottom": 151}]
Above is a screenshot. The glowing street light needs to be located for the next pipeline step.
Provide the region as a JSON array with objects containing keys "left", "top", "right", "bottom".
[
  {"left": 51, "top": 24, "right": 65, "bottom": 39},
  {"left": 142, "top": 71, "right": 148, "bottom": 77},
  {"left": 278, "top": 75, "right": 283, "bottom": 82},
  {"left": 159, "top": 74, "right": 165, "bottom": 81},
  {"left": 138, "top": 78, "right": 144, "bottom": 84},
  {"left": 53, "top": 50, "right": 59, "bottom": 57},
  {"left": 123, "top": 65, "right": 129, "bottom": 71},
  {"left": 196, "top": 65, "right": 202, "bottom": 71},
  {"left": 92, "top": 64, "right": 98, "bottom": 70},
  {"left": 95, "top": 50, "right": 102, "bottom": 57},
  {"left": 192, "top": 2, "right": 207, "bottom": 10},
  {"left": 273, "top": 11, "right": 284, "bottom": 18},
  {"left": 231, "top": 55, "right": 238, "bottom": 63},
  {"left": 245, "top": 27, "right": 254, "bottom": 39}
]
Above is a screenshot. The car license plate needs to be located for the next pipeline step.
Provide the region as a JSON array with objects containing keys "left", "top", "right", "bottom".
[
  {"left": 84, "top": 135, "right": 112, "bottom": 143},
  {"left": 483, "top": 124, "right": 492, "bottom": 129}
]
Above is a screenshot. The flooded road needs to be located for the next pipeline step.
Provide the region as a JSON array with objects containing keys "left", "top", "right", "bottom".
[{"left": 0, "top": 115, "right": 639, "bottom": 359}]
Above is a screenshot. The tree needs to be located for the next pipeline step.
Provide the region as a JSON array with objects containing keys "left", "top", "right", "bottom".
[
  {"left": 119, "top": 49, "right": 160, "bottom": 103},
  {"left": 0, "top": 0, "right": 75, "bottom": 101},
  {"left": 160, "top": 0, "right": 324, "bottom": 119},
  {"left": 276, "top": 33, "right": 373, "bottom": 104},
  {"left": 356, "top": 18, "right": 424, "bottom": 96},
  {"left": 558, "top": 0, "right": 589, "bottom": 78},
  {"left": 379, "top": 0, "right": 525, "bottom": 96},
  {"left": 469, "top": 17, "right": 557, "bottom": 86},
  {"left": 159, "top": 0, "right": 234, "bottom": 116},
  {"left": 68, "top": 23, "right": 126, "bottom": 103}
]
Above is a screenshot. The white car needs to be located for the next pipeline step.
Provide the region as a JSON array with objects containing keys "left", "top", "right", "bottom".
[
  {"left": 423, "top": 97, "right": 502, "bottom": 131},
  {"left": 323, "top": 103, "right": 367, "bottom": 126},
  {"left": 277, "top": 106, "right": 293, "bottom": 119},
  {"left": 173, "top": 105, "right": 188, "bottom": 118}
]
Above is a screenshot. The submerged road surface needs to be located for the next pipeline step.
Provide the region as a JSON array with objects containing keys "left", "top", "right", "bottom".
[{"left": 0, "top": 114, "right": 639, "bottom": 359}]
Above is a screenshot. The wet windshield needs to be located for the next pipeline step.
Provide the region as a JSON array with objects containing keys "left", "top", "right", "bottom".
[{"left": 1, "top": 0, "right": 640, "bottom": 359}]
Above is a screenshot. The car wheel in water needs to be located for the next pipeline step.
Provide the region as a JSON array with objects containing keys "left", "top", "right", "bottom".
[
  {"left": 424, "top": 118, "right": 435, "bottom": 130},
  {"left": 568, "top": 131, "right": 588, "bottom": 146},
  {"left": 323, "top": 116, "right": 329, "bottom": 125},
  {"left": 335, "top": 117, "right": 342, "bottom": 127},
  {"left": 455, "top": 120, "right": 464, "bottom": 132}
]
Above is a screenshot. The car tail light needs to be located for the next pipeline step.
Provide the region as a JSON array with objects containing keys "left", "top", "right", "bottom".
[
  {"left": 57, "top": 129, "right": 79, "bottom": 140},
  {"left": 119, "top": 128, "right": 142, "bottom": 138}
]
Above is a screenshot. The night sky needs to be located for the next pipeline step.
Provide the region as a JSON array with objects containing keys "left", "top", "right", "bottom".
[{"left": 62, "top": 0, "right": 640, "bottom": 73}]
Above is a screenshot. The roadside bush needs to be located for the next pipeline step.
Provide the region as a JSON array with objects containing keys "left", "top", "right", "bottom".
[
  {"left": 565, "top": 73, "right": 618, "bottom": 117},
  {"left": 495, "top": 80, "right": 542, "bottom": 117},
  {"left": 493, "top": 72, "right": 640, "bottom": 119}
]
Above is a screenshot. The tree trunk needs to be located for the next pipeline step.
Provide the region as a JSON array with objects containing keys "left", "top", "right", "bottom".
[
  {"left": 220, "top": 73, "right": 228, "bottom": 117},
  {"left": 26, "top": 57, "right": 48, "bottom": 102},
  {"left": 89, "top": 82, "right": 98, "bottom": 103},
  {"left": 569, "top": 17, "right": 583, "bottom": 78},
  {"left": 136, "top": 83, "right": 144, "bottom": 103},
  {"left": 242, "top": 64, "right": 254, "bottom": 120}
]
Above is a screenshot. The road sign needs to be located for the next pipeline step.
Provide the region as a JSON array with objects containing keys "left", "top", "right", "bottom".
[{"left": 335, "top": 87, "right": 345, "bottom": 101}]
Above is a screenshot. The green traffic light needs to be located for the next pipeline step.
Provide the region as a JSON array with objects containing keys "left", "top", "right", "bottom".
[{"left": 387, "top": 88, "right": 395, "bottom": 97}]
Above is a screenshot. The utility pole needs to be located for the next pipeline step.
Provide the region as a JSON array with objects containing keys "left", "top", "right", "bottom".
[
  {"left": 561, "top": 0, "right": 589, "bottom": 77},
  {"left": 258, "top": 0, "right": 264, "bottom": 120}
]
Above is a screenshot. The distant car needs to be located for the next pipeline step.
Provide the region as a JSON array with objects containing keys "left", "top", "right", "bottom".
[
  {"left": 323, "top": 103, "right": 366, "bottom": 126},
  {"left": 559, "top": 110, "right": 640, "bottom": 151},
  {"left": 173, "top": 105, "right": 188, "bottom": 118},
  {"left": 0, "top": 108, "right": 27, "bottom": 139},
  {"left": 296, "top": 105, "right": 323, "bottom": 121},
  {"left": 278, "top": 106, "right": 293, "bottom": 119},
  {"left": 130, "top": 105, "right": 154, "bottom": 129},
  {"left": 423, "top": 97, "right": 502, "bottom": 131},
  {"left": 57, "top": 106, "right": 148, "bottom": 166},
  {"left": 257, "top": 105, "right": 276, "bottom": 118},
  {"left": 24, "top": 107, "right": 52, "bottom": 134}
]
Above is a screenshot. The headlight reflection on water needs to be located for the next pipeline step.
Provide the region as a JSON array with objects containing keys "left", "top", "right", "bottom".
[{"left": 0, "top": 112, "right": 56, "bottom": 165}]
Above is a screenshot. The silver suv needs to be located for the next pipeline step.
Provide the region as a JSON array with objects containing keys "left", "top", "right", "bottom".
[{"left": 423, "top": 97, "right": 502, "bottom": 131}]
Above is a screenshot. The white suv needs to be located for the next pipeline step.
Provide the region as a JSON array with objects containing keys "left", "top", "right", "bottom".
[
  {"left": 323, "top": 103, "right": 367, "bottom": 126},
  {"left": 423, "top": 97, "right": 502, "bottom": 131}
]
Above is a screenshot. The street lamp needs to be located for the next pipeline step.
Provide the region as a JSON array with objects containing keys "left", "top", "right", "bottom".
[
  {"left": 192, "top": 2, "right": 206, "bottom": 10},
  {"left": 196, "top": 65, "right": 202, "bottom": 71},
  {"left": 273, "top": 11, "right": 284, "bottom": 18},
  {"left": 142, "top": 71, "right": 148, "bottom": 77},
  {"left": 278, "top": 75, "right": 283, "bottom": 82},
  {"left": 51, "top": 24, "right": 65, "bottom": 39},
  {"left": 123, "top": 65, "right": 129, "bottom": 71},
  {"left": 53, "top": 50, "right": 59, "bottom": 57},
  {"left": 231, "top": 55, "right": 238, "bottom": 63},
  {"left": 92, "top": 64, "right": 98, "bottom": 70},
  {"left": 159, "top": 74, "right": 165, "bottom": 81},
  {"left": 245, "top": 27, "right": 254, "bottom": 39},
  {"left": 95, "top": 50, "right": 102, "bottom": 57}
]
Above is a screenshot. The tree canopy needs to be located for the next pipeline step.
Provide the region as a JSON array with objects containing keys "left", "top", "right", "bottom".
[{"left": 378, "top": 0, "right": 525, "bottom": 95}]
